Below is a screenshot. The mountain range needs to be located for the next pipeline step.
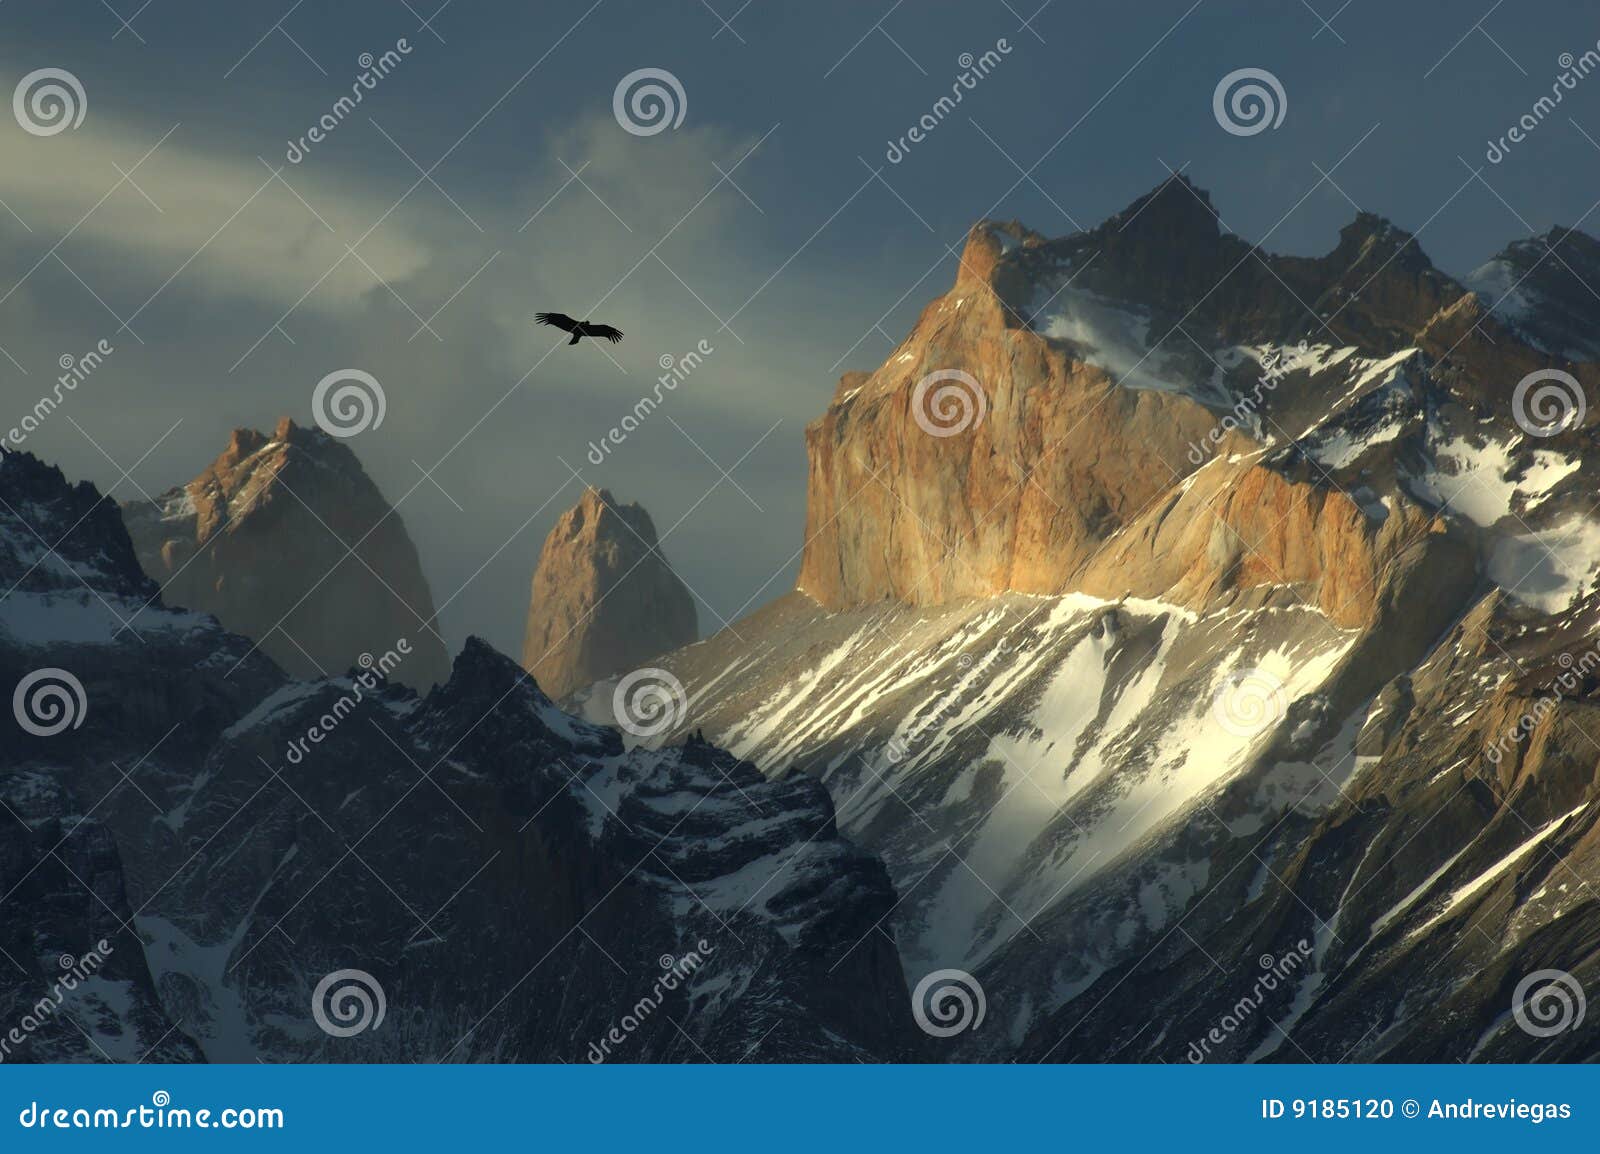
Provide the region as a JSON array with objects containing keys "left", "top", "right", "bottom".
[{"left": 6, "top": 175, "right": 1600, "bottom": 1061}]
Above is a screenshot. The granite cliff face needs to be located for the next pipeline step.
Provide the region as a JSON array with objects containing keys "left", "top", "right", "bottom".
[
  {"left": 796, "top": 178, "right": 1482, "bottom": 628},
  {"left": 521, "top": 488, "right": 696, "bottom": 699},
  {"left": 120, "top": 418, "right": 451, "bottom": 690}
]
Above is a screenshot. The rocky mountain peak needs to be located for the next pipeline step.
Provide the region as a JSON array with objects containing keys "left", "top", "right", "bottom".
[
  {"left": 211, "top": 418, "right": 362, "bottom": 490},
  {"left": 521, "top": 488, "right": 697, "bottom": 699},
  {"left": 1466, "top": 224, "right": 1600, "bottom": 361},
  {"left": 794, "top": 178, "right": 1580, "bottom": 629},
  {"left": 956, "top": 219, "right": 1045, "bottom": 290},
  {"left": 1330, "top": 212, "right": 1432, "bottom": 274},
  {"left": 119, "top": 418, "right": 451, "bottom": 689},
  {"left": 1101, "top": 172, "right": 1223, "bottom": 241},
  {"left": 1, "top": 450, "right": 156, "bottom": 601}
]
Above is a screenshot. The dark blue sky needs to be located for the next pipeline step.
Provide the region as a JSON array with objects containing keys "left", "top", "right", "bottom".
[{"left": 4, "top": 0, "right": 1598, "bottom": 654}]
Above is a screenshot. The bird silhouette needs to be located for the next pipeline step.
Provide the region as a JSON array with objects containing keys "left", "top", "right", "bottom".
[{"left": 535, "top": 312, "right": 624, "bottom": 345}]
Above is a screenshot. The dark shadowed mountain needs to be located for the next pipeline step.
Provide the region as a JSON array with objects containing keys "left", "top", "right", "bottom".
[
  {"left": 120, "top": 418, "right": 452, "bottom": 692},
  {"left": 1, "top": 450, "right": 911, "bottom": 1062}
]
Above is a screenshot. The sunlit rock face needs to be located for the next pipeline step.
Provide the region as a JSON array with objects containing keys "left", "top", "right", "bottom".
[{"left": 521, "top": 487, "right": 697, "bottom": 700}]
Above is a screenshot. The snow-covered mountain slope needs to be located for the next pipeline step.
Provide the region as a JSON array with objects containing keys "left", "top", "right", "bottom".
[
  {"left": 1009, "top": 586, "right": 1600, "bottom": 1063},
  {"left": 584, "top": 589, "right": 1366, "bottom": 977},
  {"left": 1, "top": 450, "right": 912, "bottom": 1062},
  {"left": 1465, "top": 228, "right": 1600, "bottom": 363}
]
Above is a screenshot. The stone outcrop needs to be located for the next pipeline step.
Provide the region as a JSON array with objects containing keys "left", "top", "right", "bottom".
[
  {"left": 120, "top": 417, "right": 451, "bottom": 689},
  {"left": 521, "top": 488, "right": 697, "bottom": 698}
]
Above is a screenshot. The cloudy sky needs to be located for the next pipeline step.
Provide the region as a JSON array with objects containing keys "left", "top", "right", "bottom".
[{"left": 4, "top": 0, "right": 1600, "bottom": 656}]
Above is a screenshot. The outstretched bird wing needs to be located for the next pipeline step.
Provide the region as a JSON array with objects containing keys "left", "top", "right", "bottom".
[
  {"left": 534, "top": 312, "right": 580, "bottom": 333},
  {"left": 580, "top": 322, "right": 624, "bottom": 344}
]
